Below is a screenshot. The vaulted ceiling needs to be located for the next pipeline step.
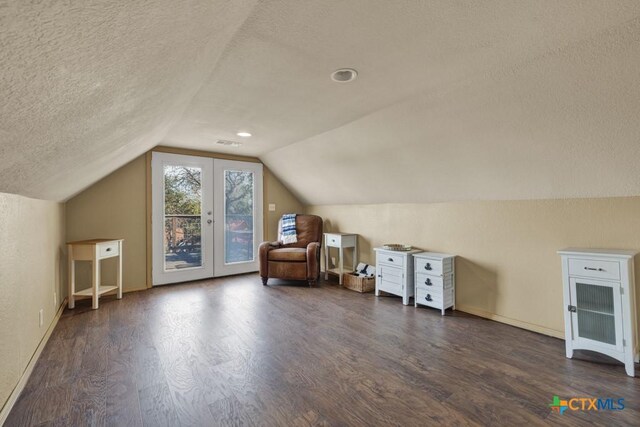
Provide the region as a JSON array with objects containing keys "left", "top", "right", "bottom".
[{"left": 2, "top": 1, "right": 640, "bottom": 203}]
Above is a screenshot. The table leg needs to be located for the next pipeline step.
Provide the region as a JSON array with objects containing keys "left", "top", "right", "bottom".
[
  {"left": 117, "top": 242, "right": 123, "bottom": 300},
  {"left": 68, "top": 245, "right": 75, "bottom": 309},
  {"left": 353, "top": 239, "right": 358, "bottom": 273},
  {"left": 324, "top": 244, "right": 329, "bottom": 280},
  {"left": 92, "top": 250, "right": 100, "bottom": 309},
  {"left": 339, "top": 247, "right": 344, "bottom": 285}
]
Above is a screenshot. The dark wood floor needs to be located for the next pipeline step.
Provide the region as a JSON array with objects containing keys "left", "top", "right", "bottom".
[{"left": 6, "top": 274, "right": 639, "bottom": 426}]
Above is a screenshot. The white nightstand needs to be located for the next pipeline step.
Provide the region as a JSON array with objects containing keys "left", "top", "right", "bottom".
[
  {"left": 324, "top": 233, "right": 358, "bottom": 285},
  {"left": 68, "top": 239, "right": 123, "bottom": 309},
  {"left": 374, "top": 248, "right": 420, "bottom": 305}
]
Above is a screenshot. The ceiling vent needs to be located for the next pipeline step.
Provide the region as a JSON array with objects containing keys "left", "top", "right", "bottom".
[
  {"left": 216, "top": 140, "right": 242, "bottom": 147},
  {"left": 331, "top": 68, "right": 358, "bottom": 83}
]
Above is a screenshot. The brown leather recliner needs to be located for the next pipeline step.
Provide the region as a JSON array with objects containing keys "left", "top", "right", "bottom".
[{"left": 259, "top": 215, "right": 323, "bottom": 287}]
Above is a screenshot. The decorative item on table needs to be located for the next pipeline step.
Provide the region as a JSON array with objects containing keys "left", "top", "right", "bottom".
[
  {"left": 382, "top": 243, "right": 413, "bottom": 251},
  {"left": 355, "top": 262, "right": 375, "bottom": 277}
]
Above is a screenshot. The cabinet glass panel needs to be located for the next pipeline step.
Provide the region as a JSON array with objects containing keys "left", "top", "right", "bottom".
[{"left": 575, "top": 282, "right": 616, "bottom": 345}]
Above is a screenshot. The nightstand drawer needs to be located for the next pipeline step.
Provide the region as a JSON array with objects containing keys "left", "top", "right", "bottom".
[
  {"left": 416, "top": 273, "right": 443, "bottom": 289},
  {"left": 416, "top": 287, "right": 443, "bottom": 308},
  {"left": 326, "top": 234, "right": 342, "bottom": 247},
  {"left": 568, "top": 258, "right": 620, "bottom": 281},
  {"left": 415, "top": 258, "right": 447, "bottom": 276},
  {"left": 378, "top": 252, "right": 405, "bottom": 267},
  {"left": 416, "top": 287, "right": 453, "bottom": 308},
  {"left": 416, "top": 282, "right": 443, "bottom": 296},
  {"left": 98, "top": 242, "right": 119, "bottom": 259}
]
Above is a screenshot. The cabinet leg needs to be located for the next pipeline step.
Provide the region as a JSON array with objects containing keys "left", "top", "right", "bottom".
[
  {"left": 565, "top": 346, "right": 574, "bottom": 359},
  {"left": 402, "top": 295, "right": 409, "bottom": 305},
  {"left": 625, "top": 361, "right": 635, "bottom": 377}
]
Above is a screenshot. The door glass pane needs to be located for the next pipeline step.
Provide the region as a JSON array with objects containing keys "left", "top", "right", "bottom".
[
  {"left": 163, "top": 165, "right": 202, "bottom": 271},
  {"left": 575, "top": 282, "right": 616, "bottom": 345},
  {"left": 224, "top": 170, "right": 254, "bottom": 264}
]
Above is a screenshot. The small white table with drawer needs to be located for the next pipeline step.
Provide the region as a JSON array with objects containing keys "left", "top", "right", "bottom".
[
  {"left": 68, "top": 239, "right": 123, "bottom": 310},
  {"left": 374, "top": 248, "right": 421, "bottom": 305},
  {"left": 324, "top": 233, "right": 358, "bottom": 285},
  {"left": 413, "top": 252, "right": 456, "bottom": 315}
]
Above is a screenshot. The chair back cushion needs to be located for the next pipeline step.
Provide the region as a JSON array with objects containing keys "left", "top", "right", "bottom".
[{"left": 287, "top": 214, "right": 323, "bottom": 248}]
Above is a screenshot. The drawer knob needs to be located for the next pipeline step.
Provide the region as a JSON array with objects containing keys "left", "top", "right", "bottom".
[
  {"left": 425, "top": 294, "right": 433, "bottom": 302},
  {"left": 106, "top": 248, "right": 112, "bottom": 252},
  {"left": 377, "top": 274, "right": 382, "bottom": 278},
  {"left": 425, "top": 278, "right": 432, "bottom": 286},
  {"left": 584, "top": 267, "right": 604, "bottom": 272},
  {"left": 388, "top": 257, "right": 394, "bottom": 262},
  {"left": 424, "top": 263, "right": 432, "bottom": 270}
]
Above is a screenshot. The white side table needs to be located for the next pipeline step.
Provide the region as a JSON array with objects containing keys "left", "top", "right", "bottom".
[
  {"left": 68, "top": 239, "right": 123, "bottom": 309},
  {"left": 324, "top": 233, "right": 358, "bottom": 285}
]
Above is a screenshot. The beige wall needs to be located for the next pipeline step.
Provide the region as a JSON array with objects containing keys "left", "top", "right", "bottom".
[
  {"left": 309, "top": 197, "right": 640, "bottom": 338},
  {"left": 0, "top": 193, "right": 65, "bottom": 410},
  {"left": 264, "top": 167, "right": 305, "bottom": 241},
  {"left": 65, "top": 151, "right": 304, "bottom": 290},
  {"left": 66, "top": 155, "right": 147, "bottom": 292}
]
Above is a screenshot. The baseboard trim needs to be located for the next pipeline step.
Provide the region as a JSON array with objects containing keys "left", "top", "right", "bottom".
[
  {"left": 0, "top": 298, "right": 66, "bottom": 426},
  {"left": 456, "top": 304, "right": 565, "bottom": 339}
]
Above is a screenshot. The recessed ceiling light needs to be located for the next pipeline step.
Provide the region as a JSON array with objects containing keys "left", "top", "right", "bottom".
[
  {"left": 331, "top": 68, "right": 358, "bottom": 83},
  {"left": 236, "top": 131, "right": 252, "bottom": 138},
  {"left": 216, "top": 140, "right": 242, "bottom": 147}
]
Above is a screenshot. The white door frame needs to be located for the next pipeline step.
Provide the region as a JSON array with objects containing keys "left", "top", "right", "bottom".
[
  {"left": 151, "top": 152, "right": 214, "bottom": 285},
  {"left": 213, "top": 159, "right": 263, "bottom": 277}
]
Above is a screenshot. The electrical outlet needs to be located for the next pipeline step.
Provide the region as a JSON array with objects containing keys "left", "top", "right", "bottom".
[
  {"left": 268, "top": 203, "right": 276, "bottom": 212},
  {"left": 39, "top": 309, "right": 44, "bottom": 328}
]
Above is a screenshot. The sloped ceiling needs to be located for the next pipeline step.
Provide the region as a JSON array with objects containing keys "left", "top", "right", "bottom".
[
  {"left": 2, "top": 1, "right": 640, "bottom": 203},
  {"left": 0, "top": 0, "right": 258, "bottom": 201}
]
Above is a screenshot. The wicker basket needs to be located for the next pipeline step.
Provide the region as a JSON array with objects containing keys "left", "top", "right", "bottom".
[{"left": 343, "top": 273, "right": 375, "bottom": 293}]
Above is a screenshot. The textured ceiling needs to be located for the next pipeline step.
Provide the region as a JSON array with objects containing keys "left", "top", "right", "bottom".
[
  {"left": 0, "top": 0, "right": 258, "bottom": 200},
  {"left": 2, "top": 1, "right": 640, "bottom": 203}
]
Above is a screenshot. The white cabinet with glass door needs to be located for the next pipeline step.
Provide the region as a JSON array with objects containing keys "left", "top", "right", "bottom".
[
  {"left": 559, "top": 248, "right": 638, "bottom": 377},
  {"left": 152, "top": 153, "right": 263, "bottom": 285}
]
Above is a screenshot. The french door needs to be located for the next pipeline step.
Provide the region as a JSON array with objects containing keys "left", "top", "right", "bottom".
[
  {"left": 214, "top": 160, "right": 263, "bottom": 276},
  {"left": 151, "top": 153, "right": 263, "bottom": 285}
]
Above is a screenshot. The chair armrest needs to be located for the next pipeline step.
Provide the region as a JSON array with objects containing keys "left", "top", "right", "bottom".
[
  {"left": 259, "top": 241, "right": 278, "bottom": 277},
  {"left": 306, "top": 242, "right": 321, "bottom": 280}
]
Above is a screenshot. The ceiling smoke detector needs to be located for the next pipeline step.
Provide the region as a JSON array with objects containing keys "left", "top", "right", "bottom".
[
  {"left": 331, "top": 68, "right": 358, "bottom": 83},
  {"left": 216, "top": 140, "right": 242, "bottom": 147}
]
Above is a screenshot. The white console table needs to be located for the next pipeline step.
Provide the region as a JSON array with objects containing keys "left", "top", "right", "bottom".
[
  {"left": 68, "top": 239, "right": 123, "bottom": 309},
  {"left": 324, "top": 232, "right": 358, "bottom": 285}
]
